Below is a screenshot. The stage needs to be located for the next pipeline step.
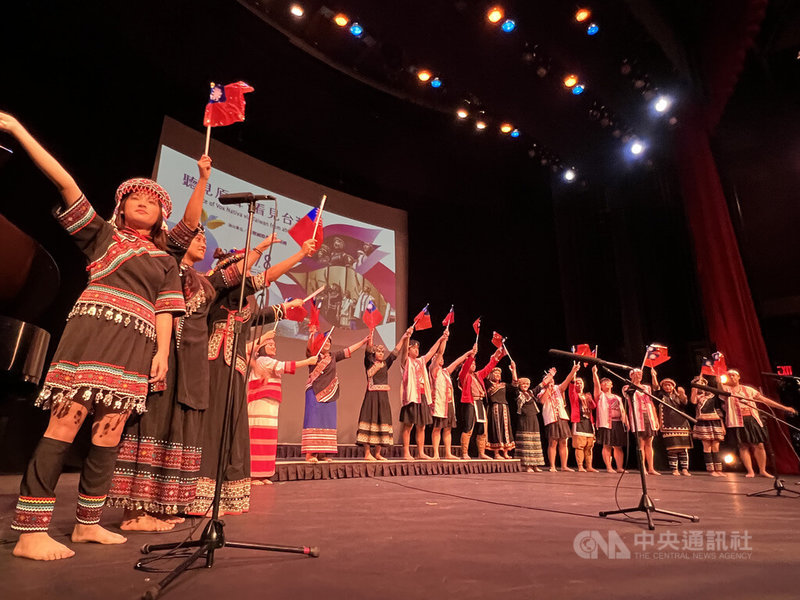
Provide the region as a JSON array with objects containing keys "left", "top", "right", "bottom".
[{"left": 2, "top": 469, "right": 799, "bottom": 600}]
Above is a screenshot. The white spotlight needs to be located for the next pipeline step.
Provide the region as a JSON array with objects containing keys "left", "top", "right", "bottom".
[
  {"left": 629, "top": 141, "right": 645, "bottom": 156},
  {"left": 563, "top": 168, "right": 576, "bottom": 182},
  {"left": 653, "top": 95, "right": 672, "bottom": 113},
  {"left": 290, "top": 4, "right": 305, "bottom": 17}
]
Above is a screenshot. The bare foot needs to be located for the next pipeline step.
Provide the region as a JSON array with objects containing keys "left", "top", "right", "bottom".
[
  {"left": 606, "top": 468, "right": 616, "bottom": 473},
  {"left": 154, "top": 513, "right": 186, "bottom": 524},
  {"left": 71, "top": 524, "right": 127, "bottom": 545},
  {"left": 364, "top": 454, "right": 377, "bottom": 462},
  {"left": 587, "top": 467, "right": 599, "bottom": 472},
  {"left": 561, "top": 467, "right": 574, "bottom": 472},
  {"left": 577, "top": 468, "right": 587, "bottom": 472},
  {"left": 251, "top": 479, "right": 266, "bottom": 486},
  {"left": 375, "top": 454, "right": 388, "bottom": 461},
  {"left": 672, "top": 470, "right": 681, "bottom": 477},
  {"left": 549, "top": 467, "right": 557, "bottom": 472},
  {"left": 461, "top": 454, "right": 471, "bottom": 460},
  {"left": 525, "top": 467, "right": 535, "bottom": 472},
  {"left": 745, "top": 472, "right": 755, "bottom": 478},
  {"left": 648, "top": 470, "right": 661, "bottom": 476},
  {"left": 403, "top": 454, "right": 416, "bottom": 461},
  {"left": 120, "top": 515, "right": 175, "bottom": 532},
  {"left": 532, "top": 466, "right": 542, "bottom": 472},
  {"left": 431, "top": 454, "right": 441, "bottom": 460},
  {"left": 759, "top": 471, "right": 773, "bottom": 478},
  {"left": 444, "top": 453, "right": 459, "bottom": 460},
  {"left": 305, "top": 454, "right": 318, "bottom": 463},
  {"left": 681, "top": 470, "right": 692, "bottom": 477},
  {"left": 710, "top": 471, "right": 723, "bottom": 477},
  {"left": 13, "top": 532, "right": 75, "bottom": 561},
  {"left": 616, "top": 469, "right": 626, "bottom": 474},
  {"left": 321, "top": 456, "right": 333, "bottom": 462},
  {"left": 419, "top": 452, "right": 434, "bottom": 460}
]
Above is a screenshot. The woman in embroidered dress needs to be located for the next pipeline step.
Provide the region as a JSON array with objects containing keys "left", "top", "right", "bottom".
[
  {"left": 429, "top": 333, "right": 472, "bottom": 460},
  {"left": 510, "top": 365, "right": 546, "bottom": 473},
  {"left": 356, "top": 329, "right": 409, "bottom": 460},
  {"left": 592, "top": 365, "right": 628, "bottom": 473},
  {"left": 538, "top": 363, "right": 579, "bottom": 471},
  {"left": 622, "top": 368, "right": 660, "bottom": 475},
  {"left": 302, "top": 328, "right": 369, "bottom": 462},
  {"left": 485, "top": 363, "right": 516, "bottom": 460},
  {"left": 185, "top": 240, "right": 315, "bottom": 516},
  {"left": 651, "top": 370, "right": 693, "bottom": 476},
  {"left": 2, "top": 112, "right": 186, "bottom": 561},
  {"left": 247, "top": 330, "right": 318, "bottom": 483},
  {"left": 690, "top": 375, "right": 726, "bottom": 476}
]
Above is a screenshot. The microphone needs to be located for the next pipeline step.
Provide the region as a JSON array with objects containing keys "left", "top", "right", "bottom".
[
  {"left": 218, "top": 192, "right": 277, "bottom": 205},
  {"left": 547, "top": 349, "right": 635, "bottom": 371}
]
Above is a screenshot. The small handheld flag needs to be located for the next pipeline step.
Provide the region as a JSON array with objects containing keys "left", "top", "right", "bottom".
[
  {"left": 284, "top": 299, "right": 307, "bottom": 322},
  {"left": 643, "top": 344, "right": 670, "bottom": 368},
  {"left": 413, "top": 304, "right": 432, "bottom": 331},
  {"left": 289, "top": 206, "right": 324, "bottom": 249},
  {"left": 362, "top": 300, "right": 383, "bottom": 330},
  {"left": 203, "top": 81, "right": 254, "bottom": 154},
  {"left": 308, "top": 299, "right": 321, "bottom": 332},
  {"left": 573, "top": 343, "right": 596, "bottom": 367},
  {"left": 442, "top": 306, "right": 455, "bottom": 328},
  {"left": 310, "top": 327, "right": 334, "bottom": 357},
  {"left": 701, "top": 351, "right": 727, "bottom": 377},
  {"left": 491, "top": 331, "right": 505, "bottom": 349}
]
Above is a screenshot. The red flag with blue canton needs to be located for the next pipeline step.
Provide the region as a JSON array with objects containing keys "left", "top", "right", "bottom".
[
  {"left": 284, "top": 299, "right": 307, "bottom": 322},
  {"left": 362, "top": 300, "right": 382, "bottom": 330},
  {"left": 442, "top": 306, "right": 455, "bottom": 327},
  {"left": 413, "top": 306, "right": 432, "bottom": 330},
  {"left": 492, "top": 331, "right": 505, "bottom": 349},
  {"left": 473, "top": 318, "right": 481, "bottom": 335},
  {"left": 644, "top": 344, "right": 670, "bottom": 368},
  {"left": 288, "top": 206, "right": 324, "bottom": 249},
  {"left": 309, "top": 329, "right": 332, "bottom": 355},
  {"left": 701, "top": 352, "right": 727, "bottom": 376},
  {"left": 700, "top": 356, "right": 715, "bottom": 376},
  {"left": 203, "top": 81, "right": 254, "bottom": 127}
]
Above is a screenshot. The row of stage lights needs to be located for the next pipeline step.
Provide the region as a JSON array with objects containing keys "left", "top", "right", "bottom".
[{"left": 282, "top": 2, "right": 673, "bottom": 181}]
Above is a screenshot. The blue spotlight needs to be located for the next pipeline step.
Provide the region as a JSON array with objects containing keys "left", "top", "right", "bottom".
[
  {"left": 510, "top": 129, "right": 520, "bottom": 138},
  {"left": 501, "top": 19, "right": 516, "bottom": 33},
  {"left": 430, "top": 77, "right": 442, "bottom": 89},
  {"left": 349, "top": 22, "right": 364, "bottom": 37},
  {"left": 586, "top": 23, "right": 599, "bottom": 36},
  {"left": 572, "top": 84, "right": 585, "bottom": 95}
]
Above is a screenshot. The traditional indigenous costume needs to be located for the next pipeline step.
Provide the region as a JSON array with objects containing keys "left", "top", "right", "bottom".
[
  {"left": 569, "top": 383, "right": 597, "bottom": 464},
  {"left": 513, "top": 381, "right": 545, "bottom": 468},
  {"left": 399, "top": 353, "right": 433, "bottom": 428},
  {"left": 13, "top": 184, "right": 185, "bottom": 534},
  {"left": 457, "top": 354, "right": 500, "bottom": 435},
  {"left": 301, "top": 338, "right": 353, "bottom": 455},
  {"left": 693, "top": 389, "right": 726, "bottom": 472},
  {"left": 186, "top": 265, "right": 278, "bottom": 516},
  {"left": 622, "top": 383, "right": 658, "bottom": 437},
  {"left": 723, "top": 384, "right": 768, "bottom": 446},
  {"left": 485, "top": 372, "right": 515, "bottom": 453},
  {"left": 247, "top": 350, "right": 297, "bottom": 479},
  {"left": 356, "top": 347, "right": 397, "bottom": 448},
  {"left": 538, "top": 385, "right": 571, "bottom": 441},
  {"left": 595, "top": 391, "right": 628, "bottom": 448},
  {"left": 656, "top": 382, "right": 692, "bottom": 472},
  {"left": 430, "top": 363, "right": 457, "bottom": 430}
]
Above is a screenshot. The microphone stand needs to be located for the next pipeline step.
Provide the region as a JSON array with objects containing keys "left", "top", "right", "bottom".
[
  {"left": 137, "top": 195, "right": 318, "bottom": 600},
  {"left": 548, "top": 349, "right": 699, "bottom": 530},
  {"left": 691, "top": 381, "right": 800, "bottom": 499}
]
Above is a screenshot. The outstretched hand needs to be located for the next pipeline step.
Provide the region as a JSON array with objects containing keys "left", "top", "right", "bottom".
[
  {"left": 302, "top": 239, "right": 318, "bottom": 256},
  {"left": 0, "top": 111, "right": 22, "bottom": 135},
  {"left": 197, "top": 155, "right": 212, "bottom": 179}
]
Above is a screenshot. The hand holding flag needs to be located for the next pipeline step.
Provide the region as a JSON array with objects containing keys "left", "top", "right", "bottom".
[
  {"left": 283, "top": 299, "right": 307, "bottom": 322},
  {"left": 473, "top": 317, "right": 481, "bottom": 344},
  {"left": 643, "top": 344, "right": 670, "bottom": 368},
  {"left": 289, "top": 204, "right": 324, "bottom": 250}
]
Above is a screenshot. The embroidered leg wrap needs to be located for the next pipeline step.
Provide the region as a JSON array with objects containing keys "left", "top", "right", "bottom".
[
  {"left": 12, "top": 437, "right": 71, "bottom": 532},
  {"left": 703, "top": 452, "right": 714, "bottom": 472},
  {"left": 712, "top": 451, "right": 723, "bottom": 472},
  {"left": 76, "top": 444, "right": 121, "bottom": 525},
  {"left": 678, "top": 450, "right": 689, "bottom": 471},
  {"left": 667, "top": 452, "right": 679, "bottom": 471}
]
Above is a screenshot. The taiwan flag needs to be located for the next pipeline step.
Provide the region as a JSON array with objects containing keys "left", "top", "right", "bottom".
[
  {"left": 573, "top": 343, "right": 596, "bottom": 367},
  {"left": 644, "top": 344, "right": 670, "bottom": 368},
  {"left": 362, "top": 300, "right": 383, "bottom": 330},
  {"left": 308, "top": 299, "right": 321, "bottom": 331},
  {"left": 413, "top": 306, "right": 432, "bottom": 331},
  {"left": 473, "top": 318, "right": 481, "bottom": 335},
  {"left": 288, "top": 206, "right": 324, "bottom": 249},
  {"left": 203, "top": 81, "right": 254, "bottom": 127},
  {"left": 701, "top": 352, "right": 727, "bottom": 376},
  {"left": 284, "top": 299, "right": 307, "bottom": 322},
  {"left": 442, "top": 306, "right": 455, "bottom": 327},
  {"left": 492, "top": 331, "right": 505, "bottom": 349}
]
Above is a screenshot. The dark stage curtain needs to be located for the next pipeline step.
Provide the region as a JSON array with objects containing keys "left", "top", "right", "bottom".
[{"left": 674, "top": 0, "right": 797, "bottom": 473}]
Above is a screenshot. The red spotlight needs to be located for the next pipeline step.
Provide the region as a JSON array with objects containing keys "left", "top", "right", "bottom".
[{"left": 575, "top": 8, "right": 591, "bottom": 22}]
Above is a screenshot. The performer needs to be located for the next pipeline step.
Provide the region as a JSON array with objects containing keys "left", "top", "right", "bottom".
[
  {"left": 457, "top": 346, "right": 505, "bottom": 460},
  {"left": 2, "top": 112, "right": 185, "bottom": 561},
  {"left": 538, "top": 364, "right": 579, "bottom": 471},
  {"left": 723, "top": 369, "right": 797, "bottom": 478},
  {"left": 107, "top": 155, "right": 212, "bottom": 531},
  {"left": 651, "top": 370, "right": 692, "bottom": 476},
  {"left": 186, "top": 240, "right": 316, "bottom": 516},
  {"left": 622, "top": 368, "right": 660, "bottom": 475},
  {"left": 591, "top": 365, "right": 628, "bottom": 473},
  {"left": 399, "top": 329, "right": 448, "bottom": 461},
  {"left": 690, "top": 375, "right": 726, "bottom": 476},
  {"left": 429, "top": 337, "right": 473, "bottom": 460},
  {"left": 510, "top": 363, "right": 546, "bottom": 472},
  {"left": 302, "top": 329, "right": 369, "bottom": 462},
  {"left": 356, "top": 330, "right": 408, "bottom": 460},
  {"left": 485, "top": 364, "right": 516, "bottom": 460},
  {"left": 247, "top": 331, "right": 317, "bottom": 483},
  {"left": 569, "top": 376, "right": 598, "bottom": 472}
]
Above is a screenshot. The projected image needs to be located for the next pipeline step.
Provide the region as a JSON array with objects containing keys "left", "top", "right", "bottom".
[{"left": 155, "top": 145, "right": 398, "bottom": 346}]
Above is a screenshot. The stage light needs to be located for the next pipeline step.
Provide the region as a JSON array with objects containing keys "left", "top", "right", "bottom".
[
  {"left": 349, "top": 22, "right": 364, "bottom": 37},
  {"left": 476, "top": 120, "right": 487, "bottom": 130},
  {"left": 563, "top": 168, "right": 577, "bottom": 182},
  {"left": 653, "top": 95, "right": 672, "bottom": 113},
  {"left": 587, "top": 23, "right": 599, "bottom": 35},
  {"left": 430, "top": 77, "right": 442, "bottom": 88},
  {"left": 575, "top": 8, "right": 591, "bottom": 22},
  {"left": 510, "top": 128, "right": 520, "bottom": 138},
  {"left": 572, "top": 84, "right": 585, "bottom": 95},
  {"left": 501, "top": 19, "right": 516, "bottom": 32},
  {"left": 563, "top": 74, "right": 578, "bottom": 88},
  {"left": 723, "top": 453, "right": 736, "bottom": 465},
  {"left": 333, "top": 13, "right": 349, "bottom": 27},
  {"left": 500, "top": 123, "right": 513, "bottom": 134},
  {"left": 456, "top": 108, "right": 469, "bottom": 119},
  {"left": 487, "top": 7, "right": 504, "bottom": 23},
  {"left": 628, "top": 140, "right": 645, "bottom": 156},
  {"left": 417, "top": 70, "right": 432, "bottom": 82},
  {"left": 536, "top": 65, "right": 549, "bottom": 78},
  {"left": 719, "top": 374, "right": 728, "bottom": 384},
  {"left": 290, "top": 4, "right": 304, "bottom": 17}
]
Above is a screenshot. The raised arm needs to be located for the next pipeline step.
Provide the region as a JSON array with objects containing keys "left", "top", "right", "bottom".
[
  {"left": 0, "top": 112, "right": 81, "bottom": 207},
  {"left": 264, "top": 238, "right": 318, "bottom": 282},
  {"left": 650, "top": 368, "right": 660, "bottom": 391},
  {"left": 399, "top": 325, "right": 414, "bottom": 365},
  {"left": 424, "top": 329, "right": 449, "bottom": 364},
  {"left": 182, "top": 155, "right": 212, "bottom": 230},
  {"left": 752, "top": 389, "right": 798, "bottom": 415},
  {"left": 557, "top": 363, "right": 580, "bottom": 394},
  {"left": 345, "top": 334, "right": 370, "bottom": 357},
  {"left": 592, "top": 365, "right": 601, "bottom": 401},
  {"left": 446, "top": 347, "right": 474, "bottom": 375}
]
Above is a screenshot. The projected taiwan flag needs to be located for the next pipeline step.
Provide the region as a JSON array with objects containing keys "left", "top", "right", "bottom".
[{"left": 203, "top": 81, "right": 254, "bottom": 127}]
